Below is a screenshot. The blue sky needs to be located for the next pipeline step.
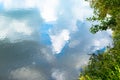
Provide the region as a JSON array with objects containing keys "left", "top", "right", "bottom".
[{"left": 0, "top": 0, "right": 113, "bottom": 80}]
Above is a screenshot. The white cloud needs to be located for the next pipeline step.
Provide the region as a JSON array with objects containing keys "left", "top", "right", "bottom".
[
  {"left": 40, "top": 47, "right": 55, "bottom": 62},
  {"left": 1, "top": 0, "right": 92, "bottom": 23},
  {"left": 75, "top": 55, "right": 89, "bottom": 70},
  {"left": 37, "top": 0, "right": 59, "bottom": 22},
  {"left": 107, "top": 29, "right": 113, "bottom": 35},
  {"left": 0, "top": 16, "right": 33, "bottom": 42},
  {"left": 10, "top": 67, "right": 45, "bottom": 80},
  {"left": 0, "top": 0, "right": 59, "bottom": 22},
  {"left": 25, "top": 0, "right": 60, "bottom": 22},
  {"left": 51, "top": 69, "right": 66, "bottom": 80},
  {"left": 93, "top": 38, "right": 111, "bottom": 50},
  {"left": 49, "top": 29, "right": 70, "bottom": 54},
  {"left": 0, "top": 0, "right": 11, "bottom": 9},
  {"left": 0, "top": 0, "right": 25, "bottom": 9},
  {"left": 24, "top": 0, "right": 36, "bottom": 8},
  {"left": 0, "top": 0, "right": 2, "bottom": 2},
  {"left": 0, "top": 16, "right": 8, "bottom": 40},
  {"left": 0, "top": 0, "right": 92, "bottom": 22},
  {"left": 10, "top": 20, "right": 32, "bottom": 35},
  {"left": 0, "top": 28, "right": 8, "bottom": 40},
  {"left": 72, "top": 0, "right": 93, "bottom": 21},
  {"left": 69, "top": 40, "right": 80, "bottom": 48}
]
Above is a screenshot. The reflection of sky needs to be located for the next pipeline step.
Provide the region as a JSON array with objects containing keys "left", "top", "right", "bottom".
[
  {"left": 39, "top": 23, "right": 52, "bottom": 45},
  {"left": 0, "top": 0, "right": 113, "bottom": 80}
]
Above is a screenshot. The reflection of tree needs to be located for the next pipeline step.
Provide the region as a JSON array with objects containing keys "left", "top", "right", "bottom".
[{"left": 79, "top": 0, "right": 120, "bottom": 80}]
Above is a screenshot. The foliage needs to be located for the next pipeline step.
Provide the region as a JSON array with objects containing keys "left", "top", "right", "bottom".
[
  {"left": 79, "top": 0, "right": 120, "bottom": 80},
  {"left": 86, "top": 0, "right": 120, "bottom": 34},
  {"left": 79, "top": 50, "right": 120, "bottom": 80}
]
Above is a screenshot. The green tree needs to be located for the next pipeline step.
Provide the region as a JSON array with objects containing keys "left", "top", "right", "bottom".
[{"left": 79, "top": 0, "right": 120, "bottom": 80}]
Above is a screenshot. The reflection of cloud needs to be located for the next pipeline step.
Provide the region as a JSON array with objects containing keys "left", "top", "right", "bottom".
[
  {"left": 10, "top": 67, "right": 46, "bottom": 80},
  {"left": 10, "top": 20, "right": 32, "bottom": 35},
  {"left": 0, "top": 0, "right": 113, "bottom": 80},
  {"left": 37, "top": 0, "right": 59, "bottom": 22},
  {"left": 0, "top": 0, "right": 92, "bottom": 22},
  {"left": 0, "top": 8, "right": 42, "bottom": 42},
  {"left": 0, "top": 16, "right": 32, "bottom": 41},
  {"left": 51, "top": 69, "right": 66, "bottom": 80},
  {"left": 40, "top": 47, "right": 55, "bottom": 62},
  {"left": 94, "top": 38, "right": 109, "bottom": 47},
  {"left": 72, "top": 0, "right": 93, "bottom": 21},
  {"left": 69, "top": 40, "right": 80, "bottom": 48},
  {"left": 0, "top": 0, "right": 59, "bottom": 22},
  {"left": 107, "top": 29, "right": 113, "bottom": 35},
  {"left": 49, "top": 29, "right": 70, "bottom": 54}
]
